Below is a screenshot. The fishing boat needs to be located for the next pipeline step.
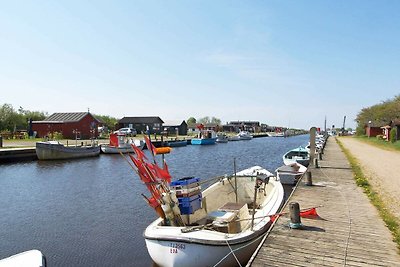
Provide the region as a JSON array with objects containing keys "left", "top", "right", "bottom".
[
  {"left": 126, "top": 137, "right": 284, "bottom": 267},
  {"left": 275, "top": 162, "right": 307, "bottom": 185},
  {"left": 100, "top": 133, "right": 144, "bottom": 154},
  {"left": 36, "top": 141, "right": 100, "bottom": 160},
  {"left": 216, "top": 132, "right": 228, "bottom": 143},
  {"left": 282, "top": 146, "right": 310, "bottom": 166},
  {"left": 191, "top": 130, "right": 217, "bottom": 145},
  {"left": 0, "top": 250, "right": 46, "bottom": 267}
]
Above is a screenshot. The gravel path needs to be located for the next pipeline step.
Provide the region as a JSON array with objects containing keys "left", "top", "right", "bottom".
[{"left": 339, "top": 137, "right": 400, "bottom": 220}]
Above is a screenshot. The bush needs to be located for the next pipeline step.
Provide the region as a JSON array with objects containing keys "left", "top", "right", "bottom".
[{"left": 390, "top": 128, "right": 397, "bottom": 143}]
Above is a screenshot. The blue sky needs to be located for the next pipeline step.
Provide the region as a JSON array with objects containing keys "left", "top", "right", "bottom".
[{"left": 1, "top": 1, "right": 399, "bottom": 129}]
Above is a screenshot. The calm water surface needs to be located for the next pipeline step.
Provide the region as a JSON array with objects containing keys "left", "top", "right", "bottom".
[{"left": 0, "top": 135, "right": 309, "bottom": 266}]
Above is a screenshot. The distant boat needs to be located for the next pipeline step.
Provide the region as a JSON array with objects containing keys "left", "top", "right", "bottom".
[
  {"left": 36, "top": 141, "right": 100, "bottom": 160},
  {"left": 228, "top": 131, "right": 253, "bottom": 141},
  {"left": 237, "top": 131, "right": 253, "bottom": 140},
  {"left": 282, "top": 146, "right": 310, "bottom": 166},
  {"left": 267, "top": 132, "right": 284, "bottom": 137},
  {"left": 100, "top": 133, "right": 144, "bottom": 154},
  {"left": 275, "top": 162, "right": 307, "bottom": 185},
  {"left": 0, "top": 249, "right": 46, "bottom": 267},
  {"left": 191, "top": 130, "right": 217, "bottom": 145},
  {"left": 216, "top": 132, "right": 228, "bottom": 143},
  {"left": 165, "top": 140, "right": 188, "bottom": 147}
]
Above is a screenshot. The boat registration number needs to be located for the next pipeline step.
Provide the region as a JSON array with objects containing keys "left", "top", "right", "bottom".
[{"left": 169, "top": 243, "right": 185, "bottom": 253}]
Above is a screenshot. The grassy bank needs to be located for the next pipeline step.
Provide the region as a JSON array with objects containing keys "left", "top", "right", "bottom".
[
  {"left": 354, "top": 135, "right": 400, "bottom": 151},
  {"left": 336, "top": 138, "right": 400, "bottom": 251}
]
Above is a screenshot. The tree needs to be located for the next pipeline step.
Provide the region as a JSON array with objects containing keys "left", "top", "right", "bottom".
[
  {"left": 198, "top": 116, "right": 221, "bottom": 125},
  {"left": 94, "top": 114, "right": 118, "bottom": 131},
  {"left": 187, "top": 117, "right": 196, "bottom": 124}
]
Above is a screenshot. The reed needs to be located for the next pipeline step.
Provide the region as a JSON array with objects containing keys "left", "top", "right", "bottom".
[{"left": 336, "top": 138, "right": 400, "bottom": 251}]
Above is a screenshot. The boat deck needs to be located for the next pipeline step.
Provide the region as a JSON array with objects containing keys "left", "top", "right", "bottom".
[{"left": 248, "top": 138, "right": 400, "bottom": 266}]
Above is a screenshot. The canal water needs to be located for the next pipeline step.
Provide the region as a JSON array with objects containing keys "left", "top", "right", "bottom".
[{"left": 0, "top": 135, "right": 309, "bottom": 266}]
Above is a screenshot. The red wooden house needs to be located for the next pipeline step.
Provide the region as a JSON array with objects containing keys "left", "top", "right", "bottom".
[{"left": 32, "top": 112, "right": 100, "bottom": 139}]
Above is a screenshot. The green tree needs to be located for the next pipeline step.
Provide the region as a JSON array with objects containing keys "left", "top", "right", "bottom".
[
  {"left": 94, "top": 114, "right": 118, "bottom": 131},
  {"left": 198, "top": 116, "right": 221, "bottom": 125},
  {"left": 390, "top": 127, "right": 397, "bottom": 143},
  {"left": 187, "top": 117, "right": 196, "bottom": 124}
]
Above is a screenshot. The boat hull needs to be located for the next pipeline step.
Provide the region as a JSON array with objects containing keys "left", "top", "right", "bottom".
[
  {"left": 145, "top": 231, "right": 265, "bottom": 267},
  {"left": 166, "top": 141, "right": 188, "bottom": 147},
  {"left": 36, "top": 142, "right": 100, "bottom": 160},
  {"left": 282, "top": 157, "right": 309, "bottom": 167},
  {"left": 100, "top": 145, "right": 134, "bottom": 154},
  {"left": 190, "top": 138, "right": 217, "bottom": 145}
]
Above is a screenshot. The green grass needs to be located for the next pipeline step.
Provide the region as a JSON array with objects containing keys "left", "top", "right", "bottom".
[
  {"left": 336, "top": 138, "right": 400, "bottom": 251},
  {"left": 353, "top": 135, "right": 400, "bottom": 151}
]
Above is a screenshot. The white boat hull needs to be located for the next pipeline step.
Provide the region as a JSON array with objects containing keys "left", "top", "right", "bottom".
[
  {"left": 100, "top": 140, "right": 144, "bottom": 154},
  {"left": 145, "top": 232, "right": 264, "bottom": 267}
]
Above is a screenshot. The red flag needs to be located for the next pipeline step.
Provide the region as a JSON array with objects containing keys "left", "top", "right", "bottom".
[
  {"left": 153, "top": 162, "right": 172, "bottom": 183},
  {"left": 270, "top": 214, "right": 278, "bottom": 222},
  {"left": 300, "top": 207, "right": 319, "bottom": 218},
  {"left": 131, "top": 143, "right": 147, "bottom": 161},
  {"left": 129, "top": 154, "right": 152, "bottom": 183},
  {"left": 144, "top": 135, "right": 156, "bottom": 155}
]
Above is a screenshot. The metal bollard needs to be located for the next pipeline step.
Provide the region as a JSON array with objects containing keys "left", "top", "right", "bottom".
[
  {"left": 289, "top": 202, "right": 302, "bottom": 229},
  {"left": 305, "top": 171, "right": 313, "bottom": 186}
]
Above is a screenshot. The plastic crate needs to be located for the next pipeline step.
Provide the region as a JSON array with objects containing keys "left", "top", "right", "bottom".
[
  {"left": 170, "top": 177, "right": 200, "bottom": 187},
  {"left": 178, "top": 194, "right": 202, "bottom": 214}
]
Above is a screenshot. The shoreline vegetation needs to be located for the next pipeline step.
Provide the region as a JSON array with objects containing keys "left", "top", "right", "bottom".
[{"left": 336, "top": 137, "right": 400, "bottom": 251}]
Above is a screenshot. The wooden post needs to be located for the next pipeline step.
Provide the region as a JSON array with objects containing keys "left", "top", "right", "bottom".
[
  {"left": 0, "top": 136, "right": 2, "bottom": 147},
  {"left": 318, "top": 152, "right": 323, "bottom": 160},
  {"left": 314, "top": 158, "right": 319, "bottom": 168},
  {"left": 289, "top": 202, "right": 302, "bottom": 229},
  {"left": 305, "top": 171, "right": 313, "bottom": 186}
]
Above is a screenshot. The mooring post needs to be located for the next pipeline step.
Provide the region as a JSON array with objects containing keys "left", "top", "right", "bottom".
[
  {"left": 318, "top": 152, "right": 323, "bottom": 160},
  {"left": 313, "top": 158, "right": 319, "bottom": 168},
  {"left": 0, "top": 136, "right": 2, "bottom": 148},
  {"left": 289, "top": 202, "right": 302, "bottom": 229},
  {"left": 305, "top": 170, "right": 313, "bottom": 186}
]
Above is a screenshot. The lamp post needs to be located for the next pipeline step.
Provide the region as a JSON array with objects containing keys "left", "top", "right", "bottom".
[{"left": 368, "top": 121, "right": 372, "bottom": 138}]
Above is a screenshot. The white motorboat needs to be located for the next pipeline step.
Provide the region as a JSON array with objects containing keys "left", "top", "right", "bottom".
[
  {"left": 144, "top": 166, "right": 284, "bottom": 267},
  {"left": 100, "top": 133, "right": 144, "bottom": 154},
  {"left": 0, "top": 250, "right": 46, "bottom": 267},
  {"left": 275, "top": 162, "right": 307, "bottom": 185},
  {"left": 237, "top": 131, "right": 253, "bottom": 140},
  {"left": 216, "top": 132, "right": 229, "bottom": 143},
  {"left": 282, "top": 146, "right": 310, "bottom": 166}
]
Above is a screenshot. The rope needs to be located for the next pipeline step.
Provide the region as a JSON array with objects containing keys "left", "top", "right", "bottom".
[{"left": 225, "top": 240, "right": 242, "bottom": 267}]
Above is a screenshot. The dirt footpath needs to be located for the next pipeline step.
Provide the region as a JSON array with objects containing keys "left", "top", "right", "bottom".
[{"left": 339, "top": 137, "right": 400, "bottom": 220}]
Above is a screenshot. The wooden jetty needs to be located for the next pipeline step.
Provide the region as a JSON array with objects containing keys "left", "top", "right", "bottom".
[{"left": 248, "top": 137, "right": 400, "bottom": 266}]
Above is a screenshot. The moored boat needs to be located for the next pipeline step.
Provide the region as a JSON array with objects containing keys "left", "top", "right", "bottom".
[
  {"left": 282, "top": 146, "right": 310, "bottom": 166},
  {"left": 165, "top": 140, "right": 188, "bottom": 147},
  {"left": 237, "top": 131, "right": 253, "bottom": 140},
  {"left": 0, "top": 249, "right": 46, "bottom": 267},
  {"left": 36, "top": 141, "right": 100, "bottom": 160},
  {"left": 191, "top": 130, "right": 217, "bottom": 145},
  {"left": 275, "top": 162, "right": 307, "bottom": 185},
  {"left": 144, "top": 166, "right": 284, "bottom": 267},
  {"left": 124, "top": 140, "right": 284, "bottom": 267},
  {"left": 100, "top": 133, "right": 144, "bottom": 154},
  {"left": 216, "top": 132, "right": 229, "bottom": 143}
]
